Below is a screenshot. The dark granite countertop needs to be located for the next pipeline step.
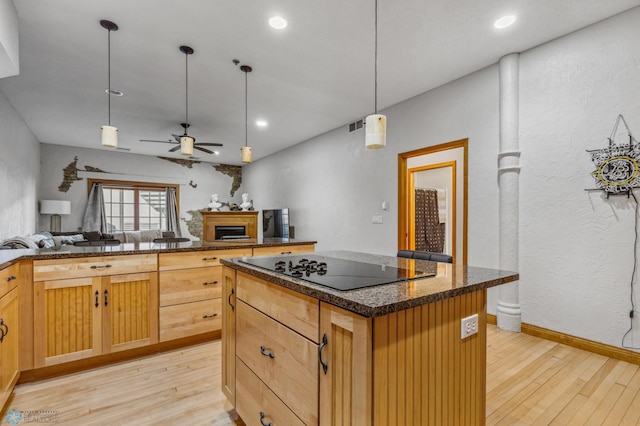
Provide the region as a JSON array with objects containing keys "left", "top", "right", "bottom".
[
  {"left": 221, "top": 250, "right": 519, "bottom": 317},
  {"left": 0, "top": 238, "right": 316, "bottom": 269}
]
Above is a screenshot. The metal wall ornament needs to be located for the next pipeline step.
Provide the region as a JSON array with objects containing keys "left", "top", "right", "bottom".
[{"left": 587, "top": 115, "right": 640, "bottom": 194}]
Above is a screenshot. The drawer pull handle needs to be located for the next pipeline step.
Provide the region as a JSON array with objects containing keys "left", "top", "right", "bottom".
[
  {"left": 6, "top": 275, "right": 16, "bottom": 282},
  {"left": 228, "top": 288, "right": 235, "bottom": 311},
  {"left": 202, "top": 313, "right": 218, "bottom": 319},
  {"left": 319, "top": 333, "right": 329, "bottom": 374},
  {"left": 259, "top": 412, "right": 272, "bottom": 426},
  {"left": 104, "top": 290, "right": 109, "bottom": 306},
  {"left": 0, "top": 318, "right": 7, "bottom": 343},
  {"left": 260, "top": 346, "right": 275, "bottom": 359},
  {"left": 202, "top": 257, "right": 218, "bottom": 261},
  {"left": 281, "top": 251, "right": 292, "bottom": 254},
  {"left": 95, "top": 290, "right": 99, "bottom": 308},
  {"left": 90, "top": 264, "right": 112, "bottom": 269},
  {"left": 202, "top": 281, "right": 218, "bottom": 286}
]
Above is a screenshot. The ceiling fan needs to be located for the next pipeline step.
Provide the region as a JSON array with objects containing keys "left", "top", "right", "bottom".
[{"left": 140, "top": 45, "right": 223, "bottom": 156}]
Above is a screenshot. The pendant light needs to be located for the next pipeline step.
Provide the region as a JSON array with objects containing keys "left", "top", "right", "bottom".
[
  {"left": 100, "top": 20, "right": 119, "bottom": 148},
  {"left": 240, "top": 65, "right": 253, "bottom": 163},
  {"left": 365, "top": 0, "right": 386, "bottom": 149},
  {"left": 179, "top": 46, "right": 195, "bottom": 156}
]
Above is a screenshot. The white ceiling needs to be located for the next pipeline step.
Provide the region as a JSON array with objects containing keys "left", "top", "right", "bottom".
[{"left": 1, "top": 0, "right": 639, "bottom": 165}]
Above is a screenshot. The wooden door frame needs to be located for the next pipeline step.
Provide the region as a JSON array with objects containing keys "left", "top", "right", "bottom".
[{"left": 398, "top": 138, "right": 468, "bottom": 265}]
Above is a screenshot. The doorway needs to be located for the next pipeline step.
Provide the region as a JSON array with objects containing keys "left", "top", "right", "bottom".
[{"left": 398, "top": 139, "right": 468, "bottom": 264}]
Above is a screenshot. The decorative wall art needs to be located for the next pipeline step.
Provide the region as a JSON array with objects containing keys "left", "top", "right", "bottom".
[{"left": 587, "top": 114, "right": 640, "bottom": 195}]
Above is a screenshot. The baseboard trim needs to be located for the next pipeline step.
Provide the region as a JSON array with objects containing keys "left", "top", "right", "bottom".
[{"left": 486, "top": 314, "right": 640, "bottom": 365}]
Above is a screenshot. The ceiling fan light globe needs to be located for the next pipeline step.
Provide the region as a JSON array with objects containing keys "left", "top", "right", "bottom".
[
  {"left": 365, "top": 114, "right": 386, "bottom": 149},
  {"left": 101, "top": 125, "right": 118, "bottom": 148},
  {"left": 181, "top": 136, "right": 194, "bottom": 156},
  {"left": 241, "top": 146, "right": 252, "bottom": 163}
]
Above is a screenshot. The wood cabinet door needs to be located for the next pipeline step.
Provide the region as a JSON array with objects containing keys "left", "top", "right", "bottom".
[
  {"left": 221, "top": 267, "right": 236, "bottom": 404},
  {"left": 0, "top": 286, "right": 20, "bottom": 409},
  {"left": 103, "top": 272, "right": 159, "bottom": 354},
  {"left": 319, "top": 302, "right": 372, "bottom": 426},
  {"left": 34, "top": 277, "right": 102, "bottom": 368}
]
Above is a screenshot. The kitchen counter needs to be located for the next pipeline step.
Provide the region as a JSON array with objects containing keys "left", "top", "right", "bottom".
[
  {"left": 0, "top": 237, "right": 316, "bottom": 269},
  {"left": 221, "top": 250, "right": 518, "bottom": 317}
]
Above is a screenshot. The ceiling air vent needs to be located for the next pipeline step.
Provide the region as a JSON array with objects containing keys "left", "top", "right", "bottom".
[{"left": 348, "top": 119, "right": 364, "bottom": 133}]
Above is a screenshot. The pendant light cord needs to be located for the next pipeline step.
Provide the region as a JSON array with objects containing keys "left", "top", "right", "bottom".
[
  {"left": 185, "top": 50, "right": 189, "bottom": 130},
  {"left": 244, "top": 69, "right": 248, "bottom": 148},
  {"left": 374, "top": 0, "right": 378, "bottom": 114},
  {"left": 107, "top": 27, "right": 111, "bottom": 126}
]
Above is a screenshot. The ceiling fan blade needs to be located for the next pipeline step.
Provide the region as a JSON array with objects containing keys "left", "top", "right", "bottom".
[
  {"left": 140, "top": 139, "right": 177, "bottom": 144},
  {"left": 194, "top": 146, "right": 214, "bottom": 154},
  {"left": 169, "top": 145, "right": 181, "bottom": 152},
  {"left": 195, "top": 142, "right": 223, "bottom": 147}
]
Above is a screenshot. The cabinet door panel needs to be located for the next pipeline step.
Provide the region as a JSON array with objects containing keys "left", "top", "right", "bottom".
[
  {"left": 221, "top": 267, "right": 236, "bottom": 404},
  {"left": 0, "top": 286, "right": 19, "bottom": 410},
  {"left": 104, "top": 272, "right": 159, "bottom": 353},
  {"left": 34, "top": 277, "right": 102, "bottom": 368}
]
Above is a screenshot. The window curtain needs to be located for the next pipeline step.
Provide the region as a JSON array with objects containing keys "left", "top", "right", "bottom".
[
  {"left": 414, "top": 188, "right": 445, "bottom": 253},
  {"left": 82, "top": 183, "right": 107, "bottom": 232},
  {"left": 165, "top": 187, "right": 182, "bottom": 237}
]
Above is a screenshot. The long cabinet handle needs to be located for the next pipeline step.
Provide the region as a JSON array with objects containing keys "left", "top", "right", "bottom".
[
  {"left": 260, "top": 346, "right": 276, "bottom": 359},
  {"left": 228, "top": 288, "right": 235, "bottom": 311},
  {"left": 104, "top": 290, "right": 109, "bottom": 307},
  {"left": 319, "top": 333, "right": 329, "bottom": 374},
  {"left": 95, "top": 290, "right": 99, "bottom": 308},
  {"left": 259, "top": 412, "right": 272, "bottom": 426},
  {"left": 0, "top": 318, "right": 7, "bottom": 343},
  {"left": 90, "top": 264, "right": 112, "bottom": 269},
  {"left": 202, "top": 257, "right": 218, "bottom": 261},
  {"left": 6, "top": 275, "right": 16, "bottom": 282},
  {"left": 202, "top": 281, "right": 218, "bottom": 286},
  {"left": 202, "top": 313, "right": 218, "bottom": 319}
]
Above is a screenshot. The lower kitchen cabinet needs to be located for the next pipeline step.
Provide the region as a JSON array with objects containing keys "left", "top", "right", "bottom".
[
  {"left": 33, "top": 272, "right": 158, "bottom": 368},
  {"left": 0, "top": 284, "right": 19, "bottom": 411}
]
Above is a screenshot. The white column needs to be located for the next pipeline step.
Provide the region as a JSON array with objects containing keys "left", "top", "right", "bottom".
[{"left": 497, "top": 53, "right": 522, "bottom": 332}]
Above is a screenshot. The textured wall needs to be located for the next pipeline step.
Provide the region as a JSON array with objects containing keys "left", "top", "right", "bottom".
[
  {"left": 38, "top": 144, "right": 245, "bottom": 239},
  {"left": 518, "top": 7, "right": 640, "bottom": 347},
  {"left": 0, "top": 89, "right": 40, "bottom": 240}
]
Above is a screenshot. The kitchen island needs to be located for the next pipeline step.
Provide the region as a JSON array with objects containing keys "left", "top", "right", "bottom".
[{"left": 221, "top": 251, "right": 519, "bottom": 426}]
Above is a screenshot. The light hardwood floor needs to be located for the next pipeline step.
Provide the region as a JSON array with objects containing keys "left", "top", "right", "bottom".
[{"left": 6, "top": 325, "right": 640, "bottom": 425}]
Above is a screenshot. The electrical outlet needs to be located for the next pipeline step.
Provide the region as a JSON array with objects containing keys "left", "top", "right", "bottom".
[
  {"left": 372, "top": 215, "right": 383, "bottom": 224},
  {"left": 461, "top": 314, "right": 478, "bottom": 339}
]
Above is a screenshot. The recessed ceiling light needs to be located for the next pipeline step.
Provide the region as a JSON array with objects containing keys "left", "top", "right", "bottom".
[
  {"left": 256, "top": 119, "right": 268, "bottom": 127},
  {"left": 494, "top": 15, "right": 516, "bottom": 29},
  {"left": 269, "top": 16, "right": 287, "bottom": 30}
]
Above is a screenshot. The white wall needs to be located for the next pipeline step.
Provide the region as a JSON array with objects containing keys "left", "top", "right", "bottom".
[
  {"left": 245, "top": 6, "right": 640, "bottom": 350},
  {"left": 39, "top": 144, "right": 245, "bottom": 239},
  {"left": 518, "top": 7, "right": 640, "bottom": 348},
  {"left": 0, "top": 89, "right": 39, "bottom": 240}
]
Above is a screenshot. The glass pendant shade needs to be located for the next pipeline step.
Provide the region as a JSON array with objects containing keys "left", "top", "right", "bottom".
[
  {"left": 365, "top": 114, "right": 386, "bottom": 149},
  {"left": 101, "top": 125, "right": 118, "bottom": 148},
  {"left": 181, "top": 135, "right": 194, "bottom": 156},
  {"left": 241, "top": 146, "right": 252, "bottom": 163}
]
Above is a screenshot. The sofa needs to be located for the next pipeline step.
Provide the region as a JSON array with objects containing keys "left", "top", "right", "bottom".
[{"left": 0, "top": 229, "right": 184, "bottom": 249}]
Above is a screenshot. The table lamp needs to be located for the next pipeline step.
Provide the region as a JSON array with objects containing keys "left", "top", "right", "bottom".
[{"left": 40, "top": 200, "right": 71, "bottom": 232}]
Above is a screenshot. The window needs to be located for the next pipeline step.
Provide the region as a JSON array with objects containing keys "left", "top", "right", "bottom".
[{"left": 88, "top": 179, "right": 179, "bottom": 233}]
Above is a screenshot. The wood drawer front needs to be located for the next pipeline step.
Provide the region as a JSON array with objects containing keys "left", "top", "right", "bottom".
[
  {"left": 236, "top": 300, "right": 318, "bottom": 425},
  {"left": 159, "top": 298, "right": 222, "bottom": 341},
  {"left": 33, "top": 254, "right": 157, "bottom": 281},
  {"left": 236, "top": 359, "right": 305, "bottom": 426},
  {"left": 237, "top": 272, "right": 319, "bottom": 343},
  {"left": 158, "top": 249, "right": 252, "bottom": 271},
  {"left": 159, "top": 267, "right": 222, "bottom": 307},
  {"left": 252, "top": 244, "right": 315, "bottom": 257},
  {"left": 0, "top": 262, "right": 20, "bottom": 297}
]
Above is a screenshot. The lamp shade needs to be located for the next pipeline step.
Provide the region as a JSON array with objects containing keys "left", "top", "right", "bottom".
[
  {"left": 241, "top": 146, "right": 252, "bottom": 163},
  {"left": 365, "top": 114, "right": 387, "bottom": 149},
  {"left": 101, "top": 125, "right": 118, "bottom": 148},
  {"left": 181, "top": 135, "right": 194, "bottom": 156},
  {"left": 40, "top": 200, "right": 71, "bottom": 215}
]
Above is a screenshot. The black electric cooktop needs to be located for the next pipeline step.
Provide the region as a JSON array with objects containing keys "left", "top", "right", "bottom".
[{"left": 239, "top": 254, "right": 436, "bottom": 291}]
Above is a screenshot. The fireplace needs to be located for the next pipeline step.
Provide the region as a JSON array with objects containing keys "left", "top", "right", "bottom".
[{"left": 201, "top": 211, "right": 258, "bottom": 242}]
